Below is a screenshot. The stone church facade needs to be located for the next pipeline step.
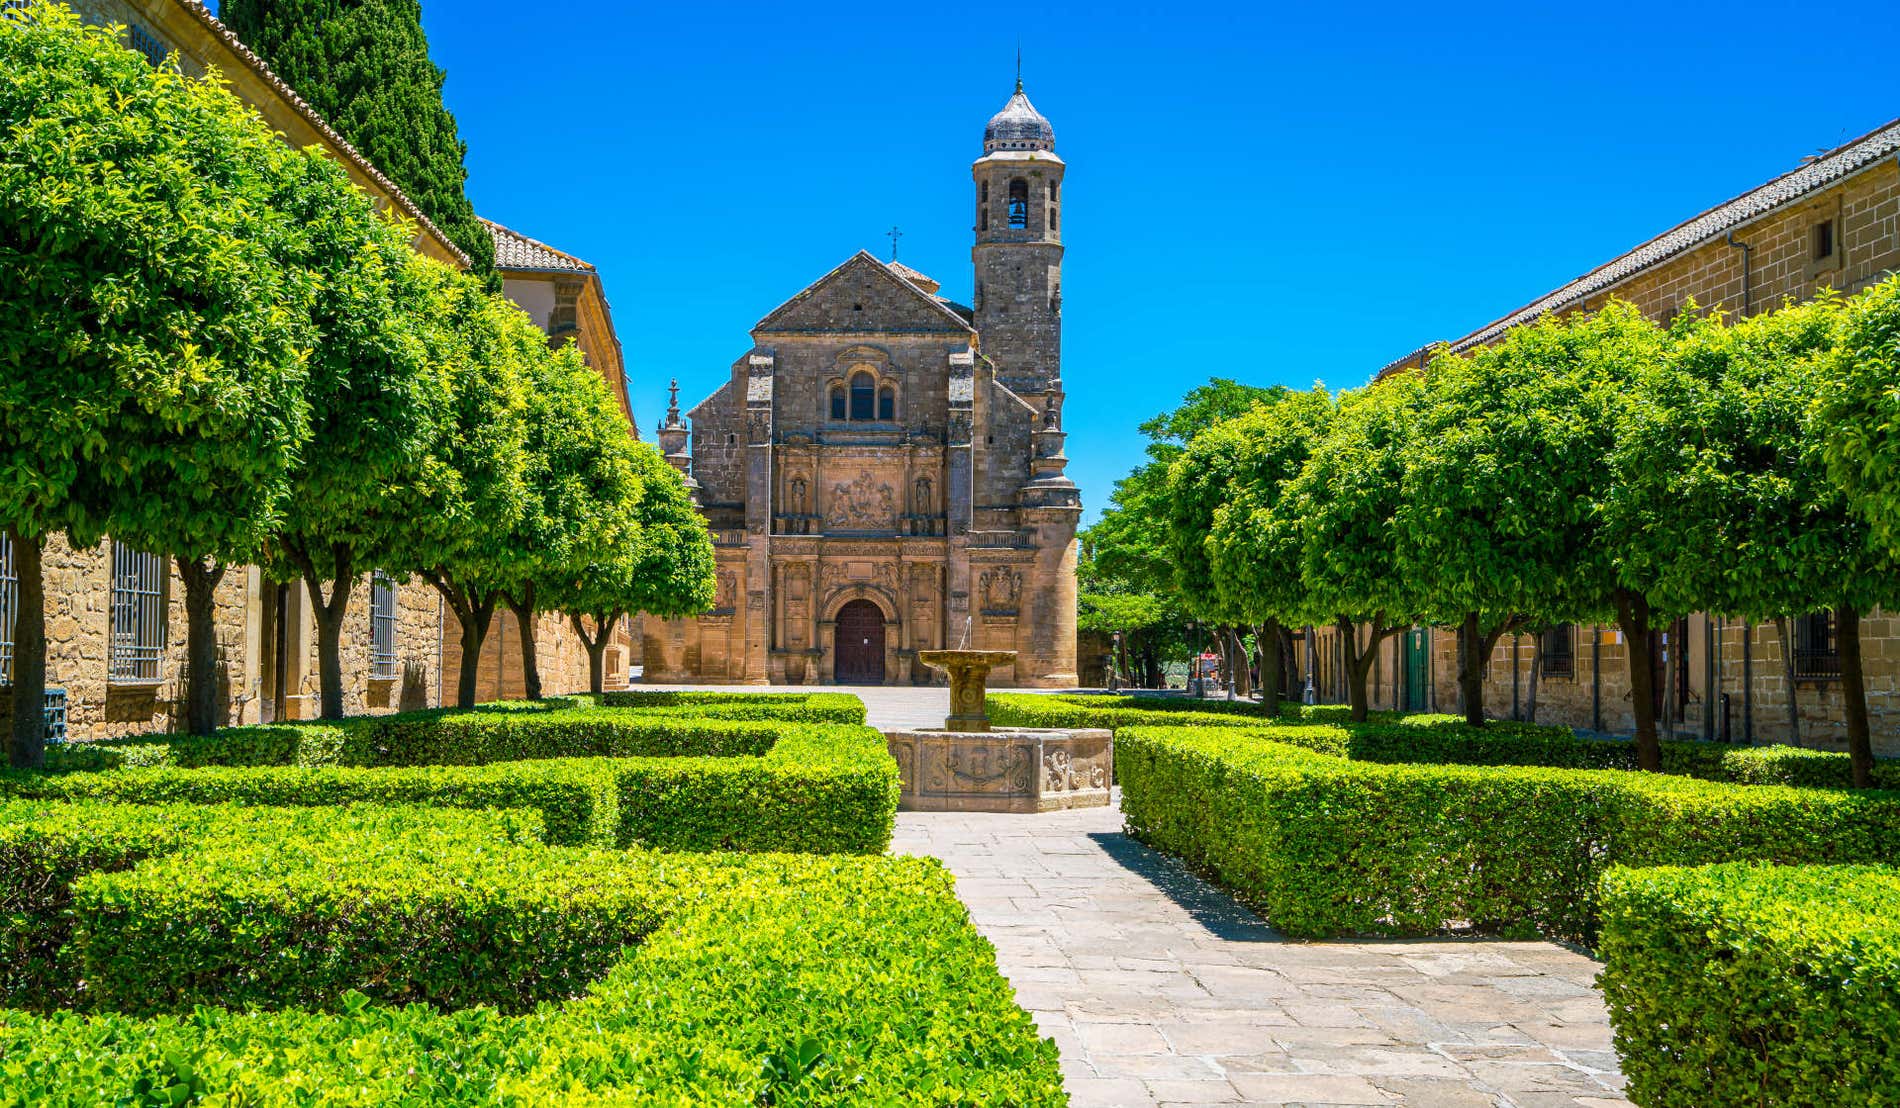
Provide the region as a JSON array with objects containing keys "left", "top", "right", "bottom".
[{"left": 644, "top": 84, "right": 1081, "bottom": 686}]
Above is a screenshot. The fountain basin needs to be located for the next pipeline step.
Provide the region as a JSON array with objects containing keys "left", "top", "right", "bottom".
[{"left": 884, "top": 725, "right": 1112, "bottom": 813}]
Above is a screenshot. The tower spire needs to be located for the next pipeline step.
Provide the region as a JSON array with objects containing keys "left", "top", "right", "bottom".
[{"left": 1015, "top": 42, "right": 1022, "bottom": 93}]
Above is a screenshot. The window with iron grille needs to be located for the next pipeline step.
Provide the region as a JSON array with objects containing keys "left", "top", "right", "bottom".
[
  {"left": 370, "top": 572, "right": 399, "bottom": 679},
  {"left": 128, "top": 24, "right": 168, "bottom": 68},
  {"left": 1793, "top": 610, "right": 1840, "bottom": 680},
  {"left": 109, "top": 543, "right": 166, "bottom": 683},
  {"left": 0, "top": 532, "right": 15, "bottom": 685},
  {"left": 1540, "top": 623, "right": 1575, "bottom": 679}
]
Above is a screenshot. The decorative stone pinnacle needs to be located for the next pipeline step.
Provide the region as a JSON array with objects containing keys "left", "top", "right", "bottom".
[{"left": 1042, "top": 387, "right": 1059, "bottom": 429}]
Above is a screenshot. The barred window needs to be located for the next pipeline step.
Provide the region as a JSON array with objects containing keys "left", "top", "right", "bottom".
[
  {"left": 1540, "top": 623, "right": 1575, "bottom": 678},
  {"left": 128, "top": 24, "right": 168, "bottom": 68},
  {"left": 0, "top": 533, "right": 15, "bottom": 685},
  {"left": 109, "top": 543, "right": 166, "bottom": 683},
  {"left": 849, "top": 372, "right": 875, "bottom": 421},
  {"left": 370, "top": 572, "right": 399, "bottom": 679},
  {"left": 1793, "top": 611, "right": 1840, "bottom": 680}
]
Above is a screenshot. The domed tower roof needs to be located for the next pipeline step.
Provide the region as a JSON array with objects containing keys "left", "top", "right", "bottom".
[{"left": 983, "top": 81, "right": 1055, "bottom": 154}]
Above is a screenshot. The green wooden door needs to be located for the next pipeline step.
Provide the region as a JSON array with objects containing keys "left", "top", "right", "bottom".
[{"left": 1403, "top": 628, "right": 1429, "bottom": 711}]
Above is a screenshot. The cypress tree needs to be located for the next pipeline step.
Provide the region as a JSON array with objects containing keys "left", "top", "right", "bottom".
[{"left": 220, "top": 0, "right": 496, "bottom": 276}]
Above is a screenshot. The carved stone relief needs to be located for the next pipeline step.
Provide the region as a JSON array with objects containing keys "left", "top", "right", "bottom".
[{"left": 825, "top": 470, "right": 896, "bottom": 530}]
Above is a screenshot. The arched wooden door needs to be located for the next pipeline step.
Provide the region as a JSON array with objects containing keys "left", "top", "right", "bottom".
[{"left": 834, "top": 600, "right": 886, "bottom": 685}]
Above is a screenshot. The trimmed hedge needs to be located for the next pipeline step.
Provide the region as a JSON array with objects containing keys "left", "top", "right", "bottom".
[
  {"left": 611, "top": 724, "right": 899, "bottom": 853},
  {"left": 1599, "top": 863, "right": 1900, "bottom": 1106},
  {"left": 1118, "top": 725, "right": 1900, "bottom": 940},
  {"left": 5, "top": 758, "right": 622, "bottom": 845},
  {"left": 593, "top": 690, "right": 868, "bottom": 724},
  {"left": 0, "top": 798, "right": 1063, "bottom": 1104},
  {"left": 8, "top": 720, "right": 900, "bottom": 854},
  {"left": 1348, "top": 717, "right": 1900, "bottom": 790},
  {"left": 990, "top": 693, "right": 1319, "bottom": 732}
]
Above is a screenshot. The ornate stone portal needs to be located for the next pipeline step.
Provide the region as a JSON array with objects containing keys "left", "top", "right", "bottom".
[{"left": 886, "top": 650, "right": 1111, "bottom": 813}]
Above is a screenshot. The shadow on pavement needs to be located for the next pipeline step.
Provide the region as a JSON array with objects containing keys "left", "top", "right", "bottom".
[{"left": 1087, "top": 831, "right": 1281, "bottom": 943}]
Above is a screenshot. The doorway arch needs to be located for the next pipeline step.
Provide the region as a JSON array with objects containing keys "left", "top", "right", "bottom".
[{"left": 834, "top": 599, "right": 887, "bottom": 685}]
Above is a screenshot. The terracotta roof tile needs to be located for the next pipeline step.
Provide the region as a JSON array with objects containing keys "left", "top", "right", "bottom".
[{"left": 483, "top": 219, "right": 595, "bottom": 273}]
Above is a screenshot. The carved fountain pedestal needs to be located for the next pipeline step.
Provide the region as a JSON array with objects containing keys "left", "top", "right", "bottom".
[{"left": 885, "top": 650, "right": 1111, "bottom": 813}]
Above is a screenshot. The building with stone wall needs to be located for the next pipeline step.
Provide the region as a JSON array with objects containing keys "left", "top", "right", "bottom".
[
  {"left": 1, "top": 1, "right": 635, "bottom": 740},
  {"left": 644, "top": 83, "right": 1081, "bottom": 687},
  {"left": 1312, "top": 117, "right": 1900, "bottom": 753}
]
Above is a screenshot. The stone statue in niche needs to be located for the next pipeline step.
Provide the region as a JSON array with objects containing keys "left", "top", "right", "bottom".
[
  {"left": 788, "top": 476, "right": 808, "bottom": 515},
  {"left": 913, "top": 476, "right": 934, "bottom": 516},
  {"left": 716, "top": 571, "right": 738, "bottom": 610}
]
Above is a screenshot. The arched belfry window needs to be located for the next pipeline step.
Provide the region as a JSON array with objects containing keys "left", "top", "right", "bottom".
[
  {"left": 829, "top": 386, "right": 846, "bottom": 421},
  {"left": 979, "top": 180, "right": 990, "bottom": 231},
  {"left": 878, "top": 387, "right": 895, "bottom": 421},
  {"left": 850, "top": 372, "right": 876, "bottom": 421},
  {"left": 1007, "top": 179, "right": 1029, "bottom": 229},
  {"left": 1048, "top": 180, "right": 1059, "bottom": 232}
]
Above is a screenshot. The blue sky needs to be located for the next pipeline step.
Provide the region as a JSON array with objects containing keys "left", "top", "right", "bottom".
[{"left": 248, "top": 1, "right": 1899, "bottom": 526}]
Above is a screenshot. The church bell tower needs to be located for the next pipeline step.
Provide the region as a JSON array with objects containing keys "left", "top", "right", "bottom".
[{"left": 973, "top": 79, "right": 1064, "bottom": 399}]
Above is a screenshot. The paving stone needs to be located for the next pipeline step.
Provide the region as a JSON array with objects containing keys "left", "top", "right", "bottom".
[
  {"left": 888, "top": 738, "right": 1622, "bottom": 1108},
  {"left": 1225, "top": 1072, "right": 1397, "bottom": 1103}
]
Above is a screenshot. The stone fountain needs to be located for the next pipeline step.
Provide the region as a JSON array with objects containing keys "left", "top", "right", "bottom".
[{"left": 884, "top": 650, "right": 1111, "bottom": 813}]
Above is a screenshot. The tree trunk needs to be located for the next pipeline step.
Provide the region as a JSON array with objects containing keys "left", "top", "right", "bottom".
[
  {"left": 1338, "top": 616, "right": 1396, "bottom": 723},
  {"left": 1281, "top": 624, "right": 1300, "bottom": 699},
  {"left": 7, "top": 529, "right": 46, "bottom": 769},
  {"left": 1839, "top": 607, "right": 1873, "bottom": 789},
  {"left": 507, "top": 583, "right": 541, "bottom": 701},
  {"left": 288, "top": 541, "right": 355, "bottom": 721},
  {"left": 1526, "top": 630, "right": 1542, "bottom": 725},
  {"left": 569, "top": 611, "right": 619, "bottom": 696},
  {"left": 1615, "top": 588, "right": 1662, "bottom": 772},
  {"left": 1228, "top": 627, "right": 1249, "bottom": 698},
  {"left": 1773, "top": 615, "right": 1801, "bottom": 747},
  {"left": 1259, "top": 619, "right": 1283, "bottom": 711},
  {"left": 175, "top": 556, "right": 228, "bottom": 736},
  {"left": 1457, "top": 612, "right": 1486, "bottom": 727}
]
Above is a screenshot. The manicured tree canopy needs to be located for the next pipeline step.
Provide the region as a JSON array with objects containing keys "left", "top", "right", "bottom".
[
  {"left": 219, "top": 0, "right": 495, "bottom": 276},
  {"left": 543, "top": 444, "right": 716, "bottom": 694},
  {"left": 271, "top": 232, "right": 451, "bottom": 722},
  {"left": 1510, "top": 301, "right": 1673, "bottom": 767},
  {"left": 1826, "top": 274, "right": 1900, "bottom": 546},
  {"left": 0, "top": 3, "right": 315, "bottom": 762},
  {"left": 386, "top": 281, "right": 535, "bottom": 708},
  {"left": 1283, "top": 380, "right": 1421, "bottom": 721},
  {"left": 1184, "top": 389, "right": 1335, "bottom": 703},
  {"left": 1397, "top": 332, "right": 1611, "bottom": 726},
  {"left": 498, "top": 342, "right": 639, "bottom": 700},
  {"left": 1660, "top": 294, "right": 1895, "bottom": 785}
]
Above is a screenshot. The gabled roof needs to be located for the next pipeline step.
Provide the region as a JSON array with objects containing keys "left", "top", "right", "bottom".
[
  {"left": 1376, "top": 115, "right": 1900, "bottom": 380},
  {"left": 752, "top": 251, "right": 977, "bottom": 336},
  {"left": 484, "top": 219, "right": 596, "bottom": 274},
  {"left": 166, "top": 1, "right": 470, "bottom": 268}
]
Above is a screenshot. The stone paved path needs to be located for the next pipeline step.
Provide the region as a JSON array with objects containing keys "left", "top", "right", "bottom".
[
  {"left": 893, "top": 804, "right": 1631, "bottom": 1108},
  {"left": 637, "top": 684, "right": 1630, "bottom": 1106}
]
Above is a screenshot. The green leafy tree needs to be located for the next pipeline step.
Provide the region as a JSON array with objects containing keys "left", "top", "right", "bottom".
[
  {"left": 498, "top": 344, "right": 647, "bottom": 699},
  {"left": 544, "top": 447, "right": 717, "bottom": 693},
  {"left": 1176, "top": 389, "right": 1335, "bottom": 707},
  {"left": 1075, "top": 534, "right": 1187, "bottom": 689},
  {"left": 1397, "top": 335, "right": 1605, "bottom": 727},
  {"left": 1826, "top": 276, "right": 1900, "bottom": 781},
  {"left": 219, "top": 0, "right": 496, "bottom": 276},
  {"left": 272, "top": 240, "right": 452, "bottom": 722},
  {"left": 1284, "top": 380, "right": 1422, "bottom": 721},
  {"left": 387, "top": 283, "right": 535, "bottom": 708},
  {"left": 0, "top": 4, "right": 317, "bottom": 759},
  {"left": 1660, "top": 293, "right": 1895, "bottom": 786}
]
